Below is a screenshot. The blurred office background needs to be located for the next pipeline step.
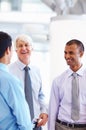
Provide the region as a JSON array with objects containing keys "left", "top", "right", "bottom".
[
  {"left": 1, "top": 0, "right": 86, "bottom": 130},
  {"left": 1, "top": 0, "right": 86, "bottom": 115},
  {"left": 0, "top": 0, "right": 56, "bottom": 103}
]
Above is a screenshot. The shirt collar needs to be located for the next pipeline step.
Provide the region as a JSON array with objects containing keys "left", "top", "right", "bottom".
[
  {"left": 67, "top": 64, "right": 85, "bottom": 77},
  {"left": 16, "top": 59, "right": 31, "bottom": 70},
  {"left": 0, "top": 63, "right": 9, "bottom": 72}
]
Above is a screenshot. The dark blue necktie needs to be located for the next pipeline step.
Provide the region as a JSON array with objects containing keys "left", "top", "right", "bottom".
[{"left": 24, "top": 66, "right": 34, "bottom": 120}]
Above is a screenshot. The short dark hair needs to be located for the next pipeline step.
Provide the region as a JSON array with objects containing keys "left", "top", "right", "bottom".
[
  {"left": 0, "top": 31, "right": 12, "bottom": 58},
  {"left": 66, "top": 39, "right": 84, "bottom": 52}
]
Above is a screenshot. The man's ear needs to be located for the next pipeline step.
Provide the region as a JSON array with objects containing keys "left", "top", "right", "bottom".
[
  {"left": 6, "top": 47, "right": 10, "bottom": 55},
  {"left": 80, "top": 51, "right": 84, "bottom": 57}
]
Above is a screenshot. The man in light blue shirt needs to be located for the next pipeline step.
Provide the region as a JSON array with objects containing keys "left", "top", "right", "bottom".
[
  {"left": 48, "top": 39, "right": 86, "bottom": 130},
  {"left": 9, "top": 34, "right": 48, "bottom": 130},
  {"left": 0, "top": 31, "right": 32, "bottom": 130}
]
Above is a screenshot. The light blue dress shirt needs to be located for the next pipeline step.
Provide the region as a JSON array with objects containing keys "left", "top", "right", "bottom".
[
  {"left": 8, "top": 59, "right": 48, "bottom": 120},
  {"left": 0, "top": 63, "right": 32, "bottom": 130},
  {"left": 48, "top": 65, "right": 86, "bottom": 130}
]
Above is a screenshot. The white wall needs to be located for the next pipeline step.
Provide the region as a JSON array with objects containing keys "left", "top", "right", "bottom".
[{"left": 50, "top": 15, "right": 86, "bottom": 82}]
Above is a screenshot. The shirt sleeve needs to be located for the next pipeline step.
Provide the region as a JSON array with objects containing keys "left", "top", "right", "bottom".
[
  {"left": 37, "top": 70, "right": 48, "bottom": 114},
  {"left": 2, "top": 76, "right": 32, "bottom": 130},
  {"left": 38, "top": 85, "right": 48, "bottom": 114},
  {"left": 48, "top": 79, "right": 60, "bottom": 130}
]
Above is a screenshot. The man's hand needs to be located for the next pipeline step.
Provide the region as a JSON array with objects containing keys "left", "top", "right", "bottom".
[{"left": 37, "top": 113, "right": 48, "bottom": 127}]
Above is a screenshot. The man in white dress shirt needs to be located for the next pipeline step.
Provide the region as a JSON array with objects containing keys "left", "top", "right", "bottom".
[
  {"left": 9, "top": 34, "right": 48, "bottom": 130},
  {"left": 48, "top": 39, "right": 86, "bottom": 130}
]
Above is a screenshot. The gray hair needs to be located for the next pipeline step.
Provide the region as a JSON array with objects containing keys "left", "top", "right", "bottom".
[{"left": 14, "top": 34, "right": 33, "bottom": 50}]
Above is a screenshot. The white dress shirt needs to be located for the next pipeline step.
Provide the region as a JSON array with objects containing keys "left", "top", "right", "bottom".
[
  {"left": 8, "top": 59, "right": 48, "bottom": 120},
  {"left": 48, "top": 65, "right": 86, "bottom": 130}
]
